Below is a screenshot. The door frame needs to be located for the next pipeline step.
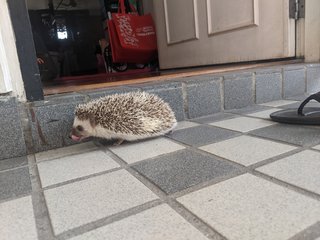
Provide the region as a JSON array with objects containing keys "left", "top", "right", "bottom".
[{"left": 296, "top": 0, "right": 320, "bottom": 62}]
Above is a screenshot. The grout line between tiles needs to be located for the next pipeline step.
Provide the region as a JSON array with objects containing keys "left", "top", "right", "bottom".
[
  {"left": 181, "top": 82, "right": 190, "bottom": 119},
  {"left": 288, "top": 221, "right": 320, "bottom": 240},
  {"left": 27, "top": 154, "right": 56, "bottom": 240},
  {"left": 0, "top": 192, "right": 32, "bottom": 205},
  {"left": 56, "top": 200, "right": 162, "bottom": 240},
  {"left": 0, "top": 164, "right": 29, "bottom": 174},
  {"left": 34, "top": 147, "right": 100, "bottom": 164},
  {"left": 250, "top": 170, "right": 320, "bottom": 201},
  {"left": 165, "top": 134, "right": 320, "bottom": 201},
  {"left": 248, "top": 147, "right": 305, "bottom": 169},
  {"left": 42, "top": 166, "right": 123, "bottom": 191},
  {"left": 20, "top": 113, "right": 320, "bottom": 239},
  {"left": 104, "top": 147, "right": 228, "bottom": 240}
]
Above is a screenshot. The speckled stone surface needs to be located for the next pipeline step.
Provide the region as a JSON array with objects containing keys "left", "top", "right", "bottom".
[
  {"left": 306, "top": 66, "right": 320, "bottom": 93},
  {"left": 226, "top": 104, "right": 272, "bottom": 114},
  {"left": 2, "top": 96, "right": 320, "bottom": 239},
  {"left": 133, "top": 149, "right": 242, "bottom": 194},
  {"left": 186, "top": 79, "right": 221, "bottom": 118},
  {"left": 178, "top": 174, "right": 320, "bottom": 240},
  {"left": 283, "top": 68, "right": 306, "bottom": 98},
  {"left": 28, "top": 102, "right": 82, "bottom": 152},
  {"left": 255, "top": 71, "right": 282, "bottom": 103},
  {"left": 0, "top": 167, "right": 31, "bottom": 201},
  {"left": 224, "top": 73, "right": 254, "bottom": 109},
  {"left": 0, "top": 196, "right": 38, "bottom": 240},
  {"left": 44, "top": 170, "right": 157, "bottom": 234},
  {"left": 257, "top": 150, "right": 320, "bottom": 195},
  {"left": 250, "top": 124, "right": 320, "bottom": 147},
  {"left": 38, "top": 150, "right": 120, "bottom": 187},
  {"left": 191, "top": 113, "right": 236, "bottom": 124},
  {"left": 200, "top": 135, "right": 296, "bottom": 166},
  {"left": 69, "top": 204, "right": 209, "bottom": 240},
  {"left": 0, "top": 97, "right": 26, "bottom": 160},
  {"left": 0, "top": 156, "right": 28, "bottom": 171},
  {"left": 109, "top": 138, "right": 185, "bottom": 164},
  {"left": 168, "top": 125, "right": 239, "bottom": 147}
]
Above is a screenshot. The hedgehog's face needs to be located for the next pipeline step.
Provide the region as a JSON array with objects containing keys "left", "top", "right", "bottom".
[{"left": 70, "top": 116, "right": 95, "bottom": 141}]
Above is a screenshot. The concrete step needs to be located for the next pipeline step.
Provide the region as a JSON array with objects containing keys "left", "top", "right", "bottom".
[{"left": 1, "top": 63, "right": 320, "bottom": 160}]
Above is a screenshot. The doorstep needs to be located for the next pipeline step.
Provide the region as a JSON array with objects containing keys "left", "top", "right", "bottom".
[{"left": 1, "top": 62, "right": 320, "bottom": 160}]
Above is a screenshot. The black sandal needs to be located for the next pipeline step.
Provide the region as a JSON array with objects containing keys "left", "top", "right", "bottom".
[{"left": 270, "top": 92, "right": 320, "bottom": 125}]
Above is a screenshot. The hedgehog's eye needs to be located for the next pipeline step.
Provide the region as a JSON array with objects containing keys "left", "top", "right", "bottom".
[{"left": 76, "top": 125, "right": 84, "bottom": 132}]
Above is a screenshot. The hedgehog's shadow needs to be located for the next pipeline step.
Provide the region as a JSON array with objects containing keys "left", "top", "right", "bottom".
[
  {"left": 93, "top": 133, "right": 173, "bottom": 147},
  {"left": 93, "top": 138, "right": 116, "bottom": 147}
]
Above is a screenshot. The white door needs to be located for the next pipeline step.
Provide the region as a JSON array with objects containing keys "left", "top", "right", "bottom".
[{"left": 152, "top": 0, "right": 295, "bottom": 69}]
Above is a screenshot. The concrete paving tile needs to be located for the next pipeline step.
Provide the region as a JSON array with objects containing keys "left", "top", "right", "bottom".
[
  {"left": 133, "top": 149, "right": 241, "bottom": 194},
  {"left": 35, "top": 142, "right": 98, "bottom": 162},
  {"left": 285, "top": 94, "right": 309, "bottom": 101},
  {"left": 257, "top": 150, "right": 320, "bottom": 195},
  {"left": 191, "top": 113, "right": 236, "bottom": 124},
  {"left": 0, "top": 104, "right": 27, "bottom": 160},
  {"left": 255, "top": 71, "right": 282, "bottom": 104},
  {"left": 44, "top": 170, "right": 157, "bottom": 235},
  {"left": 0, "top": 167, "right": 32, "bottom": 201},
  {"left": 210, "top": 116, "right": 276, "bottom": 133},
  {"left": 174, "top": 121, "right": 200, "bottom": 131},
  {"left": 260, "top": 100, "right": 298, "bottom": 107},
  {"left": 109, "top": 138, "right": 185, "bottom": 164},
  {"left": 250, "top": 125, "right": 320, "bottom": 146},
  {"left": 29, "top": 102, "right": 82, "bottom": 152},
  {"left": 277, "top": 100, "right": 320, "bottom": 109},
  {"left": 313, "top": 144, "right": 320, "bottom": 151},
  {"left": 168, "top": 125, "right": 239, "bottom": 147},
  {"left": 307, "top": 66, "right": 320, "bottom": 93},
  {"left": 186, "top": 79, "right": 221, "bottom": 118},
  {"left": 0, "top": 196, "right": 38, "bottom": 240},
  {"left": 226, "top": 104, "right": 272, "bottom": 115},
  {"left": 38, "top": 150, "right": 120, "bottom": 187},
  {"left": 178, "top": 174, "right": 320, "bottom": 240},
  {"left": 283, "top": 68, "right": 306, "bottom": 98},
  {"left": 224, "top": 74, "right": 254, "bottom": 109},
  {"left": 246, "top": 108, "right": 282, "bottom": 119},
  {"left": 70, "top": 204, "right": 209, "bottom": 240},
  {"left": 200, "top": 135, "right": 296, "bottom": 166},
  {"left": 0, "top": 156, "right": 28, "bottom": 172}
]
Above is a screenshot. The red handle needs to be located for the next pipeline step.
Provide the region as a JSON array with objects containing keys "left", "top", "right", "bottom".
[
  {"left": 118, "top": 0, "right": 126, "bottom": 13},
  {"left": 118, "top": 0, "right": 138, "bottom": 14}
]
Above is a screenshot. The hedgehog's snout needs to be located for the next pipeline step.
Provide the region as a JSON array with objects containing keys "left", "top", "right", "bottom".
[{"left": 70, "top": 125, "right": 84, "bottom": 141}]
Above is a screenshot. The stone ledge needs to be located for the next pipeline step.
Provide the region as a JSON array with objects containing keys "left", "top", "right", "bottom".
[{"left": 1, "top": 63, "right": 319, "bottom": 159}]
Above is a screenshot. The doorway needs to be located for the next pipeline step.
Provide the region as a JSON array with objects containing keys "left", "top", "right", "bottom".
[{"left": 23, "top": 0, "right": 302, "bottom": 97}]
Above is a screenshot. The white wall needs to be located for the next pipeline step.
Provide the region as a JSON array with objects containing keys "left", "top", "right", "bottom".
[{"left": 0, "top": 0, "right": 26, "bottom": 101}]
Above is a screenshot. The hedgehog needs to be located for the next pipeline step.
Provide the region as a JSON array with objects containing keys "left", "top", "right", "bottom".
[{"left": 70, "top": 91, "right": 177, "bottom": 145}]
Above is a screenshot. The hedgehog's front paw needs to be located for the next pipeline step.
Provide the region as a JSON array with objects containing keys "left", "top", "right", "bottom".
[{"left": 113, "top": 139, "right": 124, "bottom": 146}]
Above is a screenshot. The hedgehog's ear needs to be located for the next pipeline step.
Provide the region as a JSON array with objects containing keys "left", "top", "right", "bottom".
[{"left": 89, "top": 115, "right": 96, "bottom": 128}]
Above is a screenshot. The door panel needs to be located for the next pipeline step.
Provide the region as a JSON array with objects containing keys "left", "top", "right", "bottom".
[
  {"left": 153, "top": 0, "right": 295, "bottom": 69},
  {"left": 207, "top": 0, "right": 258, "bottom": 35},
  {"left": 164, "top": 0, "right": 199, "bottom": 44}
]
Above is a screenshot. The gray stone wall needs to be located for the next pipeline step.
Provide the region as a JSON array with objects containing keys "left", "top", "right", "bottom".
[
  {"left": 0, "top": 97, "right": 26, "bottom": 159},
  {"left": 1, "top": 63, "right": 320, "bottom": 160}
]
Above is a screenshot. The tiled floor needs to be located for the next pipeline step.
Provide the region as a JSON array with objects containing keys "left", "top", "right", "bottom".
[{"left": 1, "top": 98, "right": 320, "bottom": 240}]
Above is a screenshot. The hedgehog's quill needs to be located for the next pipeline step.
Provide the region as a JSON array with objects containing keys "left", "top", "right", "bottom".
[{"left": 70, "top": 92, "right": 177, "bottom": 145}]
